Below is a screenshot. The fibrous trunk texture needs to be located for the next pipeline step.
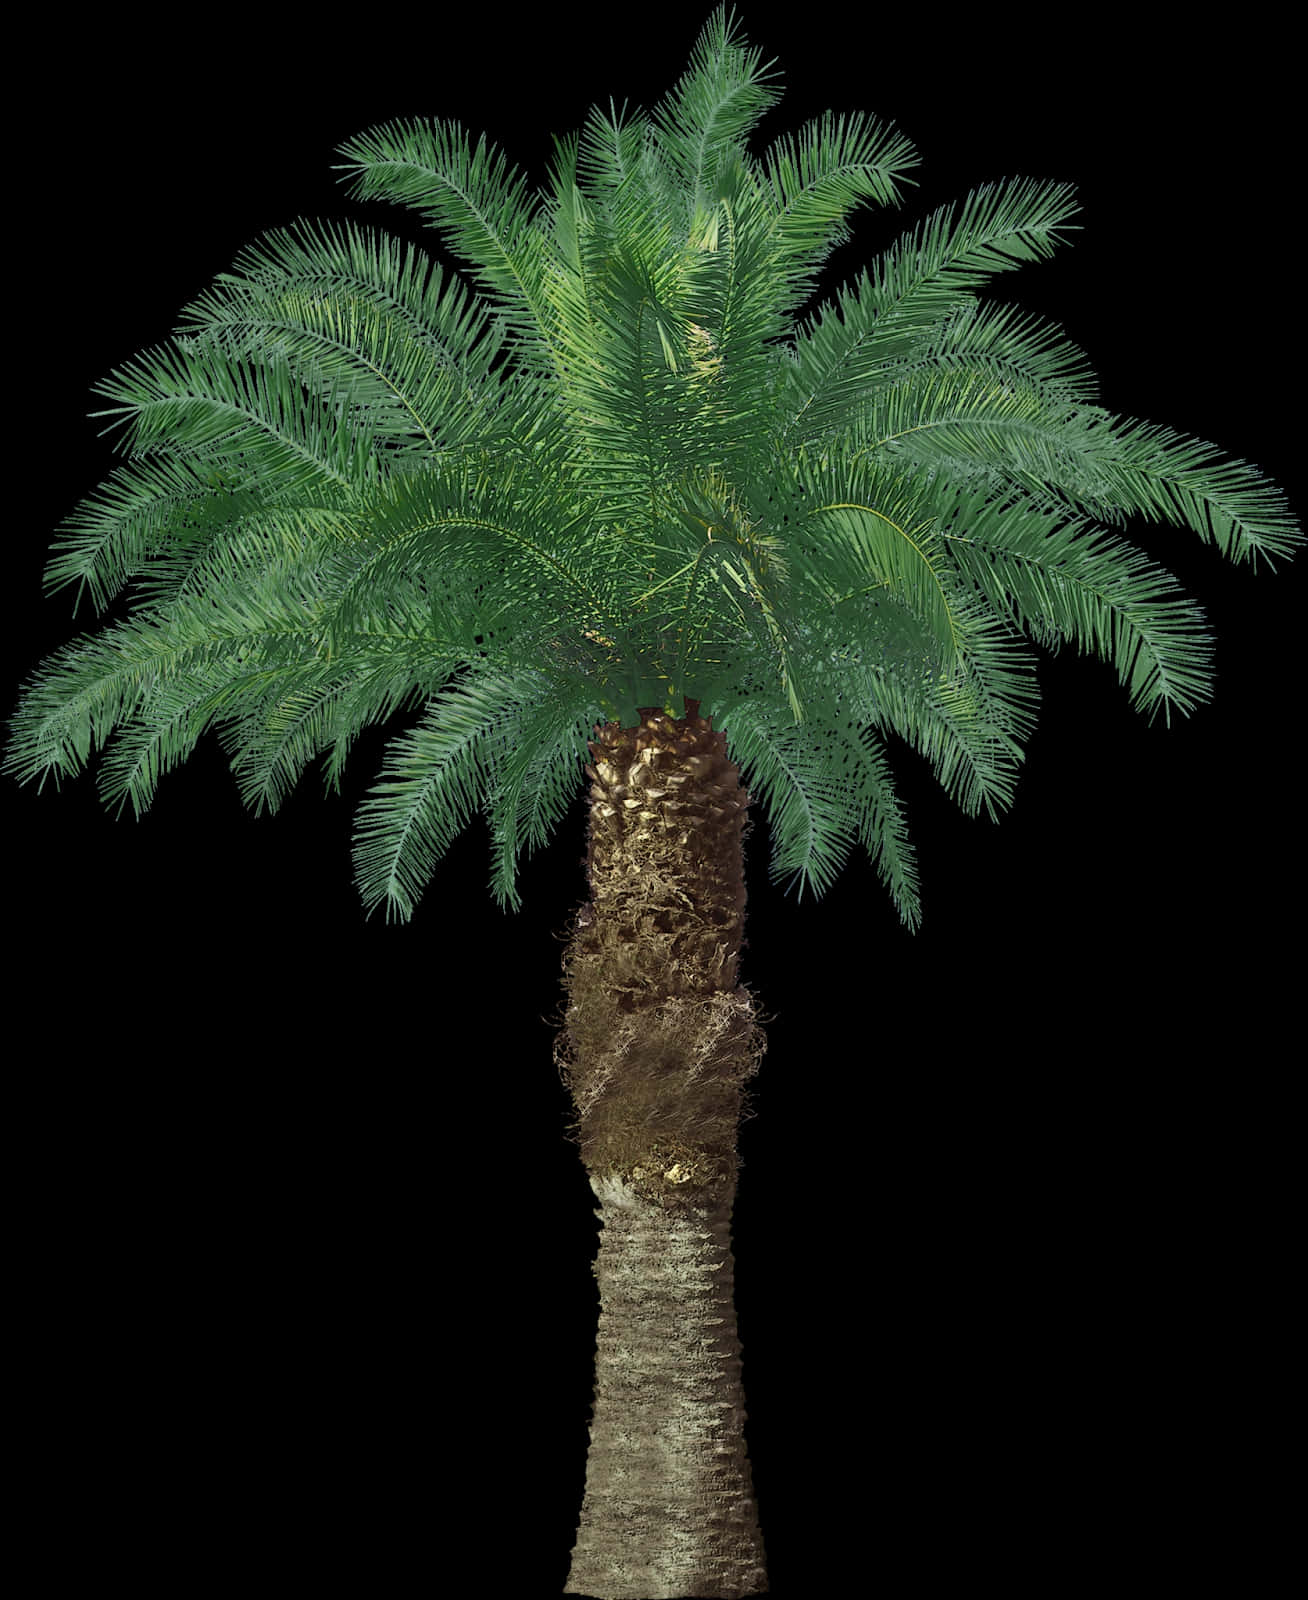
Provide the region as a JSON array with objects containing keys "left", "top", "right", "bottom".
[{"left": 556, "top": 700, "right": 768, "bottom": 1600}]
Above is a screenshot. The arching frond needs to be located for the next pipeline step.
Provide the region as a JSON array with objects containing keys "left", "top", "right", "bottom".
[
  {"left": 780, "top": 176, "right": 1083, "bottom": 447},
  {"left": 351, "top": 668, "right": 537, "bottom": 922},
  {"left": 872, "top": 297, "right": 1100, "bottom": 404},
  {"left": 7, "top": 581, "right": 315, "bottom": 801},
  {"left": 794, "top": 581, "right": 1038, "bottom": 823},
  {"left": 313, "top": 452, "right": 637, "bottom": 664},
  {"left": 711, "top": 672, "right": 923, "bottom": 926},
  {"left": 757, "top": 107, "right": 920, "bottom": 314},
  {"left": 332, "top": 117, "right": 553, "bottom": 371},
  {"left": 486, "top": 684, "right": 594, "bottom": 912},
  {"left": 40, "top": 453, "right": 268, "bottom": 617},
  {"left": 1038, "top": 409, "right": 1303, "bottom": 570},
  {"left": 937, "top": 489, "right": 1215, "bottom": 724},
  {"left": 710, "top": 685, "right": 858, "bottom": 903},
  {"left": 794, "top": 452, "right": 970, "bottom": 671},
  {"left": 86, "top": 333, "right": 381, "bottom": 493},
  {"left": 824, "top": 713, "right": 922, "bottom": 930},
  {"left": 172, "top": 215, "right": 510, "bottom": 464},
  {"left": 844, "top": 363, "right": 1103, "bottom": 513}
]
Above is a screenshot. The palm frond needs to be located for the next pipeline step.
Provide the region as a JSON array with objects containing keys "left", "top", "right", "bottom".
[
  {"left": 313, "top": 453, "right": 636, "bottom": 662},
  {"left": 351, "top": 668, "right": 534, "bottom": 922},
  {"left": 172, "top": 215, "right": 510, "bottom": 462},
  {"left": 872, "top": 296, "right": 1100, "bottom": 404},
  {"left": 649, "top": 3, "right": 783, "bottom": 205},
  {"left": 781, "top": 176, "right": 1083, "bottom": 446},
  {"left": 40, "top": 453, "right": 263, "bottom": 617},
  {"left": 844, "top": 363, "right": 1102, "bottom": 514},
  {"left": 486, "top": 684, "right": 593, "bottom": 911},
  {"left": 709, "top": 686, "right": 857, "bottom": 903},
  {"left": 938, "top": 489, "right": 1215, "bottom": 724},
  {"left": 802, "top": 585, "right": 1037, "bottom": 823},
  {"left": 757, "top": 107, "right": 920, "bottom": 312},
  {"left": 576, "top": 97, "right": 649, "bottom": 202},
  {"left": 88, "top": 332, "right": 381, "bottom": 497},
  {"left": 332, "top": 117, "right": 553, "bottom": 370},
  {"left": 795, "top": 451, "right": 971, "bottom": 672},
  {"left": 5, "top": 596, "right": 296, "bottom": 800},
  {"left": 1043, "top": 410, "right": 1303, "bottom": 569}
]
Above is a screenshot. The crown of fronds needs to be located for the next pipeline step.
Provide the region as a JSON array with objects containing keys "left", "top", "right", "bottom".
[{"left": 7, "top": 5, "right": 1300, "bottom": 928}]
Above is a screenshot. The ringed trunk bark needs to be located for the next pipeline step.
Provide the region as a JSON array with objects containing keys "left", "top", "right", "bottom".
[{"left": 556, "top": 699, "right": 768, "bottom": 1600}]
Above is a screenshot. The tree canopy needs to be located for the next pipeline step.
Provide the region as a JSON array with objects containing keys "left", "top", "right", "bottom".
[{"left": 7, "top": 5, "right": 1300, "bottom": 930}]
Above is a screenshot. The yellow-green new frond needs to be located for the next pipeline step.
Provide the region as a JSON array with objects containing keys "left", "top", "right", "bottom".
[
  {"left": 677, "top": 159, "right": 791, "bottom": 447},
  {"left": 541, "top": 130, "right": 592, "bottom": 285}
]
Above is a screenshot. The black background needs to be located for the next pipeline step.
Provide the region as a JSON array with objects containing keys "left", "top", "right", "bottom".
[{"left": 10, "top": 10, "right": 1301, "bottom": 1593}]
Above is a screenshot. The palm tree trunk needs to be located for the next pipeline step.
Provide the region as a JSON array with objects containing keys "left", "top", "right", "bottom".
[
  {"left": 565, "top": 1172, "right": 766, "bottom": 1600},
  {"left": 557, "top": 700, "right": 768, "bottom": 1600}
]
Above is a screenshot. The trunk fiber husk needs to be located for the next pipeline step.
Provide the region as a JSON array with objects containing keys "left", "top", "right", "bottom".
[{"left": 556, "top": 700, "right": 768, "bottom": 1599}]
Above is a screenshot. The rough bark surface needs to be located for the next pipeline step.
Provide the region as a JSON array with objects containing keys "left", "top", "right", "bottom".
[
  {"left": 557, "top": 700, "right": 768, "bottom": 1599},
  {"left": 566, "top": 1174, "right": 767, "bottom": 1599}
]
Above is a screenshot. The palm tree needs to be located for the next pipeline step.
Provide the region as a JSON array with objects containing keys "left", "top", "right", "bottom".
[{"left": 6, "top": 5, "right": 1300, "bottom": 1595}]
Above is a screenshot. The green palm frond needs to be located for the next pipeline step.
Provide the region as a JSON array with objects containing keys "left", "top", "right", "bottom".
[
  {"left": 710, "top": 675, "right": 923, "bottom": 925},
  {"left": 87, "top": 332, "right": 381, "bottom": 492},
  {"left": 648, "top": 1, "right": 783, "bottom": 202},
  {"left": 8, "top": 587, "right": 302, "bottom": 805},
  {"left": 40, "top": 452, "right": 262, "bottom": 616},
  {"left": 332, "top": 116, "right": 552, "bottom": 371},
  {"left": 872, "top": 297, "right": 1101, "bottom": 404},
  {"left": 823, "top": 713, "right": 922, "bottom": 930},
  {"left": 1038, "top": 410, "right": 1302, "bottom": 568},
  {"left": 486, "top": 685, "right": 594, "bottom": 913},
  {"left": 707, "top": 683, "right": 858, "bottom": 903},
  {"left": 936, "top": 487, "right": 1215, "bottom": 725},
  {"left": 351, "top": 668, "right": 537, "bottom": 922},
  {"left": 8, "top": 3, "right": 1300, "bottom": 927},
  {"left": 173, "top": 215, "right": 511, "bottom": 462},
  {"left": 757, "top": 107, "right": 920, "bottom": 312},
  {"left": 314, "top": 450, "right": 635, "bottom": 661},
  {"left": 781, "top": 175, "right": 1083, "bottom": 447}
]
